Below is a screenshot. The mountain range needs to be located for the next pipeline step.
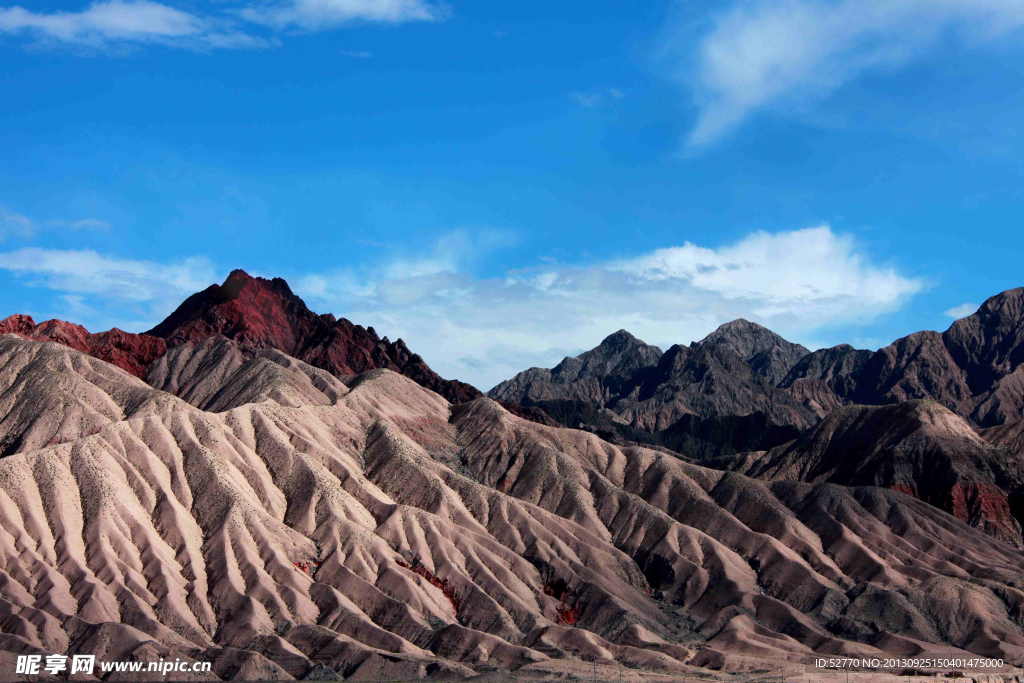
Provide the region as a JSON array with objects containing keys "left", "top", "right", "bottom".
[
  {"left": 2, "top": 271, "right": 1024, "bottom": 680},
  {"left": 491, "top": 288, "right": 1024, "bottom": 546},
  {"left": 492, "top": 287, "right": 1024, "bottom": 433}
]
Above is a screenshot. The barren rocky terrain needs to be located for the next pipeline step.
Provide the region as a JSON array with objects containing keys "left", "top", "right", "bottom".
[
  {"left": 494, "top": 289, "right": 1024, "bottom": 434},
  {"left": 0, "top": 332, "right": 1023, "bottom": 680},
  {"left": 491, "top": 288, "right": 1024, "bottom": 549},
  {"left": 3, "top": 273, "right": 1024, "bottom": 681},
  {"left": 713, "top": 401, "right": 1024, "bottom": 547}
]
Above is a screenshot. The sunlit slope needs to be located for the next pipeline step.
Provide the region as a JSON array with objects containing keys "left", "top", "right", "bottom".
[{"left": 0, "top": 335, "right": 1022, "bottom": 678}]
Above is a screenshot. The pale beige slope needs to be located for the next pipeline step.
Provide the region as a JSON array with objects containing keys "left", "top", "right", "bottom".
[
  {"left": 145, "top": 336, "right": 349, "bottom": 412},
  {"left": 0, "top": 335, "right": 181, "bottom": 456},
  {"left": 0, "top": 346, "right": 697, "bottom": 680},
  {"left": 1, "top": 338, "right": 1023, "bottom": 680}
]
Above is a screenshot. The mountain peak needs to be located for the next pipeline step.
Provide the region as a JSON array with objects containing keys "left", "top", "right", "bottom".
[
  {"left": 941, "top": 285, "right": 1024, "bottom": 402},
  {"left": 597, "top": 329, "right": 643, "bottom": 349},
  {"left": 701, "top": 319, "right": 798, "bottom": 351},
  {"left": 586, "top": 329, "right": 662, "bottom": 363},
  {"left": 0, "top": 313, "right": 36, "bottom": 336},
  {"left": 712, "top": 318, "right": 759, "bottom": 331},
  {"left": 144, "top": 269, "right": 480, "bottom": 404},
  {"left": 219, "top": 268, "right": 257, "bottom": 299},
  {"left": 696, "top": 319, "right": 810, "bottom": 386}
]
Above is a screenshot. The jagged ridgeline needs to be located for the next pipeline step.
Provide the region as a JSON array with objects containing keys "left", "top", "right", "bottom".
[
  {"left": 2, "top": 273, "right": 1024, "bottom": 680},
  {"left": 490, "top": 290, "right": 1024, "bottom": 546}
]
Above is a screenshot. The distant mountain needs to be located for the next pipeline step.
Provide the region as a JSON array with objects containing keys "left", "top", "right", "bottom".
[
  {"left": 490, "top": 321, "right": 817, "bottom": 456},
  {"left": 496, "top": 289, "right": 1024, "bottom": 435},
  {"left": 781, "top": 288, "right": 1024, "bottom": 427},
  {"left": 489, "top": 329, "right": 663, "bottom": 407},
  {"left": 699, "top": 319, "right": 810, "bottom": 386},
  {"left": 616, "top": 335, "right": 816, "bottom": 432},
  {"left": 714, "top": 401, "right": 1024, "bottom": 547}
]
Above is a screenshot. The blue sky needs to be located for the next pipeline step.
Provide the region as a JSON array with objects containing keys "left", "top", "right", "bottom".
[{"left": 1, "top": 0, "right": 1024, "bottom": 390}]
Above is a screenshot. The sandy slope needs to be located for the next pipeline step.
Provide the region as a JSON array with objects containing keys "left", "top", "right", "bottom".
[
  {"left": 0, "top": 335, "right": 180, "bottom": 456},
  {"left": 1, "top": 335, "right": 1023, "bottom": 681}
]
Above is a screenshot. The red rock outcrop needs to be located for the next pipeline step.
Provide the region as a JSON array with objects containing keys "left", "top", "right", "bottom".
[
  {"left": 1, "top": 269, "right": 493, "bottom": 408},
  {"left": 145, "top": 269, "right": 481, "bottom": 404},
  {"left": 0, "top": 313, "right": 165, "bottom": 378}
]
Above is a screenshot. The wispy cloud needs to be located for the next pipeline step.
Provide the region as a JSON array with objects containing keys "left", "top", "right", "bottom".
[
  {"left": 571, "top": 92, "right": 602, "bottom": 108},
  {"left": 298, "top": 227, "right": 516, "bottom": 306},
  {"left": 571, "top": 87, "right": 625, "bottom": 108},
  {"left": 0, "top": 0, "right": 264, "bottom": 49},
  {"left": 0, "top": 206, "right": 112, "bottom": 242},
  {"left": 0, "top": 248, "right": 220, "bottom": 329},
  {"left": 295, "top": 225, "right": 923, "bottom": 389},
  {"left": 0, "top": 207, "right": 35, "bottom": 241},
  {"left": 242, "top": 0, "right": 444, "bottom": 31},
  {"left": 944, "top": 302, "right": 978, "bottom": 319},
  {"left": 671, "top": 0, "right": 1024, "bottom": 147},
  {"left": 44, "top": 218, "right": 112, "bottom": 230},
  {"left": 340, "top": 49, "right": 373, "bottom": 58},
  {"left": 0, "top": 0, "right": 442, "bottom": 50}
]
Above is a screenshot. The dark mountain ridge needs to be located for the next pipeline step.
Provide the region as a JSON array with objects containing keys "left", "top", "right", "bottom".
[
  {"left": 491, "top": 290, "right": 1024, "bottom": 543},
  {"left": 495, "top": 288, "right": 1024, "bottom": 435},
  {"left": 488, "top": 329, "right": 663, "bottom": 407},
  {"left": 714, "top": 400, "right": 1024, "bottom": 547},
  {"left": 781, "top": 287, "right": 1024, "bottom": 427},
  {"left": 698, "top": 318, "right": 810, "bottom": 386},
  {"left": 490, "top": 319, "right": 819, "bottom": 453}
]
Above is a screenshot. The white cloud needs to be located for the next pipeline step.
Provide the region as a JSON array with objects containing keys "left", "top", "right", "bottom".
[
  {"left": 295, "top": 225, "right": 923, "bottom": 390},
  {"left": 0, "top": 248, "right": 220, "bottom": 329},
  {"left": 571, "top": 88, "right": 626, "bottom": 108},
  {"left": 298, "top": 228, "right": 515, "bottom": 308},
  {"left": 944, "top": 302, "right": 978, "bottom": 319},
  {"left": 1, "top": 206, "right": 114, "bottom": 242},
  {"left": 0, "top": 207, "right": 35, "bottom": 241},
  {"left": 0, "top": 0, "right": 264, "bottom": 49},
  {"left": 0, "top": 0, "right": 441, "bottom": 50},
  {"left": 242, "top": 0, "right": 443, "bottom": 30},
  {"left": 675, "top": 0, "right": 1024, "bottom": 147},
  {"left": 615, "top": 228, "right": 917, "bottom": 312},
  {"left": 571, "top": 92, "right": 603, "bottom": 108}
]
